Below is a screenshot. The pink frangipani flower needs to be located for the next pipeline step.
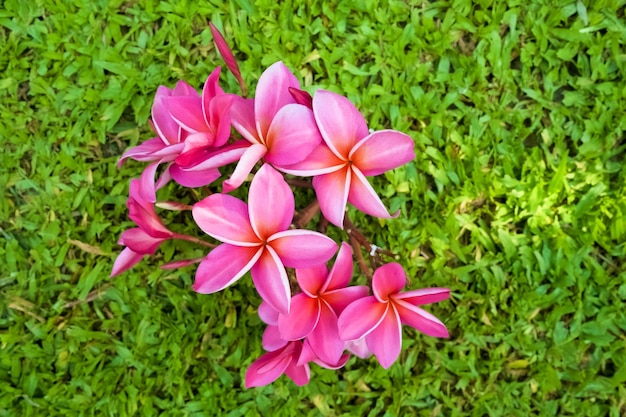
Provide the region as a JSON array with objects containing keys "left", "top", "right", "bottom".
[
  {"left": 224, "top": 61, "right": 322, "bottom": 192},
  {"left": 280, "top": 90, "right": 415, "bottom": 227},
  {"left": 192, "top": 164, "right": 337, "bottom": 314},
  {"left": 338, "top": 263, "right": 450, "bottom": 369},
  {"left": 278, "top": 242, "right": 368, "bottom": 364}
]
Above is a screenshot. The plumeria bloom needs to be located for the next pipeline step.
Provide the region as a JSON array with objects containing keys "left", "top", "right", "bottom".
[
  {"left": 224, "top": 61, "right": 322, "bottom": 192},
  {"left": 338, "top": 263, "right": 450, "bottom": 369},
  {"left": 119, "top": 68, "right": 242, "bottom": 202},
  {"left": 111, "top": 179, "right": 175, "bottom": 276},
  {"left": 278, "top": 242, "right": 368, "bottom": 364},
  {"left": 280, "top": 90, "right": 415, "bottom": 228},
  {"left": 192, "top": 164, "right": 337, "bottom": 314}
]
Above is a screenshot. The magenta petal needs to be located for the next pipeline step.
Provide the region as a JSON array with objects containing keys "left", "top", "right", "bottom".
[
  {"left": 251, "top": 246, "right": 291, "bottom": 315},
  {"left": 119, "top": 228, "right": 165, "bottom": 254},
  {"left": 192, "top": 194, "right": 259, "bottom": 246},
  {"left": 337, "top": 296, "right": 388, "bottom": 341},
  {"left": 152, "top": 88, "right": 180, "bottom": 144},
  {"left": 169, "top": 164, "right": 220, "bottom": 188},
  {"left": 349, "top": 130, "right": 415, "bottom": 176},
  {"left": 295, "top": 264, "right": 328, "bottom": 297},
  {"left": 248, "top": 164, "right": 294, "bottom": 240},
  {"left": 393, "top": 288, "right": 451, "bottom": 306},
  {"left": 118, "top": 138, "right": 165, "bottom": 166},
  {"left": 323, "top": 285, "right": 370, "bottom": 316},
  {"left": 138, "top": 161, "right": 160, "bottom": 203},
  {"left": 208, "top": 93, "right": 234, "bottom": 147},
  {"left": 264, "top": 104, "right": 322, "bottom": 167},
  {"left": 365, "top": 306, "right": 402, "bottom": 369},
  {"left": 258, "top": 301, "right": 279, "bottom": 326},
  {"left": 288, "top": 87, "right": 312, "bottom": 108},
  {"left": 313, "top": 90, "right": 369, "bottom": 158},
  {"left": 323, "top": 242, "right": 353, "bottom": 292},
  {"left": 307, "top": 302, "right": 345, "bottom": 364},
  {"left": 348, "top": 167, "right": 398, "bottom": 219},
  {"left": 193, "top": 244, "right": 262, "bottom": 294},
  {"left": 276, "top": 144, "right": 345, "bottom": 177},
  {"left": 393, "top": 299, "right": 449, "bottom": 338},
  {"left": 254, "top": 61, "right": 299, "bottom": 139},
  {"left": 209, "top": 23, "right": 246, "bottom": 95},
  {"left": 167, "top": 95, "right": 207, "bottom": 133},
  {"left": 312, "top": 166, "right": 351, "bottom": 228},
  {"left": 269, "top": 230, "right": 338, "bottom": 268},
  {"left": 372, "top": 262, "right": 406, "bottom": 302},
  {"left": 182, "top": 140, "right": 250, "bottom": 171},
  {"left": 201, "top": 67, "right": 225, "bottom": 121},
  {"left": 245, "top": 344, "right": 294, "bottom": 388},
  {"left": 262, "top": 325, "right": 287, "bottom": 351},
  {"left": 110, "top": 247, "right": 144, "bottom": 277},
  {"left": 230, "top": 97, "right": 259, "bottom": 144},
  {"left": 222, "top": 143, "right": 267, "bottom": 193},
  {"left": 278, "top": 293, "right": 320, "bottom": 340},
  {"left": 346, "top": 338, "right": 371, "bottom": 359},
  {"left": 284, "top": 359, "right": 310, "bottom": 386}
]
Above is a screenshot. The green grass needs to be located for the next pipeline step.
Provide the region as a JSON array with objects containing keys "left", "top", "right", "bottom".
[{"left": 2, "top": 0, "right": 626, "bottom": 415}]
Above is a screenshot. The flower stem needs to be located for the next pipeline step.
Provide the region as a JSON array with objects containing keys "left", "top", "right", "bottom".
[{"left": 173, "top": 233, "right": 216, "bottom": 248}]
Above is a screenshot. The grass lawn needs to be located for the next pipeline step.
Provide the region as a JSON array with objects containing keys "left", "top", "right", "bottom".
[{"left": 1, "top": 0, "right": 626, "bottom": 415}]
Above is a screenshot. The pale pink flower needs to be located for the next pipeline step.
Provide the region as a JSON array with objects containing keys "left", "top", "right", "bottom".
[
  {"left": 280, "top": 90, "right": 415, "bottom": 227},
  {"left": 191, "top": 164, "right": 337, "bottom": 314},
  {"left": 338, "top": 263, "right": 450, "bottom": 368}
]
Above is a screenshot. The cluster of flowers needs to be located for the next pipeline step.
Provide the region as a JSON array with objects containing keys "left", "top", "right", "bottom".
[{"left": 112, "top": 25, "right": 450, "bottom": 387}]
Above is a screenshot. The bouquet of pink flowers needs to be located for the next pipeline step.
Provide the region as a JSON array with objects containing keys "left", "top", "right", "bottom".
[{"left": 112, "top": 24, "right": 450, "bottom": 387}]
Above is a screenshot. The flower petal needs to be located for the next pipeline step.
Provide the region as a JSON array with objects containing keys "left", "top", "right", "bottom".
[
  {"left": 222, "top": 143, "right": 267, "bottom": 193},
  {"left": 207, "top": 93, "right": 234, "bottom": 147},
  {"left": 258, "top": 301, "right": 280, "bottom": 326},
  {"left": 372, "top": 262, "right": 406, "bottom": 302},
  {"left": 167, "top": 95, "right": 207, "bottom": 133},
  {"left": 230, "top": 97, "right": 259, "bottom": 144},
  {"left": 275, "top": 144, "right": 345, "bottom": 177},
  {"left": 169, "top": 164, "right": 220, "bottom": 188},
  {"left": 349, "top": 130, "right": 415, "bottom": 176},
  {"left": 295, "top": 264, "right": 328, "bottom": 297},
  {"left": 192, "top": 194, "right": 259, "bottom": 246},
  {"left": 346, "top": 338, "right": 371, "bottom": 359},
  {"left": 251, "top": 246, "right": 291, "bottom": 315},
  {"left": 323, "top": 285, "right": 370, "bottom": 316},
  {"left": 347, "top": 166, "right": 398, "bottom": 219},
  {"left": 312, "top": 166, "right": 351, "bottom": 228},
  {"left": 119, "top": 228, "right": 166, "bottom": 254},
  {"left": 365, "top": 306, "right": 402, "bottom": 369},
  {"left": 307, "top": 302, "right": 345, "bottom": 364},
  {"left": 118, "top": 138, "right": 165, "bottom": 167},
  {"left": 278, "top": 293, "right": 320, "bottom": 340},
  {"left": 110, "top": 247, "right": 144, "bottom": 277},
  {"left": 138, "top": 161, "right": 161, "bottom": 203},
  {"left": 393, "top": 288, "right": 451, "bottom": 306},
  {"left": 209, "top": 23, "right": 246, "bottom": 95},
  {"left": 393, "top": 299, "right": 449, "bottom": 338},
  {"left": 323, "top": 242, "right": 353, "bottom": 292},
  {"left": 264, "top": 104, "right": 322, "bottom": 167},
  {"left": 193, "top": 244, "right": 262, "bottom": 294},
  {"left": 284, "top": 358, "right": 310, "bottom": 386},
  {"left": 313, "top": 90, "right": 368, "bottom": 159},
  {"left": 248, "top": 164, "right": 294, "bottom": 240},
  {"left": 245, "top": 344, "right": 294, "bottom": 388},
  {"left": 254, "top": 61, "right": 299, "bottom": 139},
  {"left": 181, "top": 140, "right": 250, "bottom": 171},
  {"left": 269, "top": 230, "right": 338, "bottom": 268},
  {"left": 152, "top": 87, "right": 180, "bottom": 144},
  {"left": 262, "top": 325, "right": 287, "bottom": 351},
  {"left": 337, "top": 296, "right": 388, "bottom": 341}
]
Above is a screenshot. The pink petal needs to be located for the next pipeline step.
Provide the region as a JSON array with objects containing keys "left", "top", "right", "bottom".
[
  {"left": 248, "top": 164, "right": 294, "bottom": 240},
  {"left": 347, "top": 166, "right": 398, "bottom": 219},
  {"left": 295, "top": 264, "right": 328, "bottom": 297},
  {"left": 119, "top": 228, "right": 166, "bottom": 254},
  {"left": 393, "top": 299, "right": 449, "bottom": 338},
  {"left": 138, "top": 161, "right": 161, "bottom": 203},
  {"left": 192, "top": 194, "right": 259, "bottom": 246},
  {"left": 172, "top": 80, "right": 197, "bottom": 96},
  {"left": 209, "top": 23, "right": 246, "bottom": 95},
  {"left": 167, "top": 95, "right": 207, "bottom": 133},
  {"left": 245, "top": 344, "right": 294, "bottom": 388},
  {"left": 193, "top": 244, "right": 263, "bottom": 294},
  {"left": 207, "top": 93, "right": 234, "bottom": 147},
  {"left": 169, "top": 164, "right": 220, "bottom": 188},
  {"left": 276, "top": 144, "right": 346, "bottom": 177},
  {"left": 349, "top": 130, "right": 415, "bottom": 176},
  {"left": 222, "top": 143, "right": 267, "bottom": 193},
  {"left": 346, "top": 338, "right": 371, "bottom": 359},
  {"left": 230, "top": 97, "right": 259, "bottom": 144},
  {"left": 264, "top": 104, "right": 322, "bottom": 167},
  {"left": 322, "top": 242, "right": 353, "bottom": 292},
  {"left": 365, "top": 306, "right": 402, "bottom": 369},
  {"left": 284, "top": 358, "right": 310, "bottom": 386},
  {"left": 110, "top": 247, "right": 144, "bottom": 277},
  {"left": 372, "top": 262, "right": 406, "bottom": 302},
  {"left": 306, "top": 302, "right": 345, "bottom": 364},
  {"left": 337, "top": 296, "right": 388, "bottom": 341},
  {"left": 323, "top": 285, "right": 369, "bottom": 316},
  {"left": 258, "top": 301, "right": 279, "bottom": 326},
  {"left": 313, "top": 166, "right": 351, "bottom": 228},
  {"left": 269, "top": 230, "right": 338, "bottom": 268},
  {"left": 393, "top": 288, "right": 451, "bottom": 306},
  {"left": 159, "top": 257, "right": 202, "bottom": 270},
  {"left": 312, "top": 90, "right": 368, "bottom": 159},
  {"left": 262, "top": 325, "right": 287, "bottom": 351},
  {"left": 254, "top": 61, "right": 299, "bottom": 139},
  {"left": 152, "top": 87, "right": 180, "bottom": 145},
  {"left": 177, "top": 132, "right": 218, "bottom": 166},
  {"left": 118, "top": 138, "right": 165, "bottom": 167},
  {"left": 288, "top": 87, "right": 312, "bottom": 108},
  {"left": 277, "top": 293, "right": 320, "bottom": 340},
  {"left": 201, "top": 67, "right": 225, "bottom": 122},
  {"left": 181, "top": 140, "right": 250, "bottom": 171},
  {"left": 251, "top": 246, "right": 291, "bottom": 315}
]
